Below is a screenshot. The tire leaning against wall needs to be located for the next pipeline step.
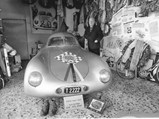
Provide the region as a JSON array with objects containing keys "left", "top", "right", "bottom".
[{"left": 0, "top": 77, "right": 5, "bottom": 90}]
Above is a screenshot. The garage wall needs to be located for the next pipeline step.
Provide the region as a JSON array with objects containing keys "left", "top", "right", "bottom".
[{"left": 0, "top": 0, "right": 50, "bottom": 59}]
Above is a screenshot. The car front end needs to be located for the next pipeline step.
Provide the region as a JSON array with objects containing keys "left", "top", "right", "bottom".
[{"left": 24, "top": 65, "right": 112, "bottom": 97}]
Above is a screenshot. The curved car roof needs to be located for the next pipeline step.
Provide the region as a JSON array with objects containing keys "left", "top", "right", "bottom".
[
  {"left": 47, "top": 32, "right": 79, "bottom": 47},
  {"left": 48, "top": 32, "right": 76, "bottom": 40}
]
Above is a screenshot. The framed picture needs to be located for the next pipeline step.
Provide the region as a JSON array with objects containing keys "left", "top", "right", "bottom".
[
  {"left": 30, "top": 1, "right": 58, "bottom": 34},
  {"left": 87, "top": 98, "right": 106, "bottom": 114}
]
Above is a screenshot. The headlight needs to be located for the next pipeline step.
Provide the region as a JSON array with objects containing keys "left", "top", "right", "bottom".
[
  {"left": 99, "top": 69, "right": 110, "bottom": 83},
  {"left": 28, "top": 71, "right": 42, "bottom": 87}
]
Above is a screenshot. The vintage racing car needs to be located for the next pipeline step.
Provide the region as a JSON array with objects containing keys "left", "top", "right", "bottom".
[{"left": 24, "top": 32, "right": 112, "bottom": 98}]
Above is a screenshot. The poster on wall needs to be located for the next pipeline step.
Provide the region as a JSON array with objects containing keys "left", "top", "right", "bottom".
[
  {"left": 30, "top": 1, "right": 58, "bottom": 34},
  {"left": 111, "top": 23, "right": 123, "bottom": 37},
  {"left": 147, "top": 14, "right": 159, "bottom": 52}
]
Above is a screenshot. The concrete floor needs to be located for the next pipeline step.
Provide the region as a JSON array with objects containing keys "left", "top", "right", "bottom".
[{"left": 0, "top": 68, "right": 159, "bottom": 118}]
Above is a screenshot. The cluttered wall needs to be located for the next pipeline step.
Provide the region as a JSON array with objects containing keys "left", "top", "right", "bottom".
[
  {"left": 102, "top": 0, "right": 159, "bottom": 71},
  {"left": 0, "top": 0, "right": 159, "bottom": 65},
  {"left": 100, "top": 0, "right": 159, "bottom": 83}
]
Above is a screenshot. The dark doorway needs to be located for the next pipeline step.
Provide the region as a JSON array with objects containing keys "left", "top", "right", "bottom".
[{"left": 2, "top": 19, "right": 29, "bottom": 59}]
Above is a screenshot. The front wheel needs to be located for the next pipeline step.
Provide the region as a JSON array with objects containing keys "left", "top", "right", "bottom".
[
  {"left": 116, "top": 57, "right": 135, "bottom": 79},
  {"left": 156, "top": 66, "right": 159, "bottom": 82}
]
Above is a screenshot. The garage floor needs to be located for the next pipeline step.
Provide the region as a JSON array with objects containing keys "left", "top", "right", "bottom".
[{"left": 0, "top": 61, "right": 159, "bottom": 118}]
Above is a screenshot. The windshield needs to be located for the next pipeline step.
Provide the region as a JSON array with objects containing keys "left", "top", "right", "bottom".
[
  {"left": 48, "top": 36, "right": 78, "bottom": 46},
  {"left": 65, "top": 36, "right": 78, "bottom": 46},
  {"left": 48, "top": 37, "right": 64, "bottom": 46}
]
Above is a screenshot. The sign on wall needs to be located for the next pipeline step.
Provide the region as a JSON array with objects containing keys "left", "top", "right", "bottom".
[{"left": 30, "top": 1, "right": 58, "bottom": 34}]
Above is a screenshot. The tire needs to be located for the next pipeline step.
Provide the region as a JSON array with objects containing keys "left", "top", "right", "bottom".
[
  {"left": 116, "top": 56, "right": 135, "bottom": 79},
  {"left": 0, "top": 77, "right": 5, "bottom": 89},
  {"left": 156, "top": 66, "right": 159, "bottom": 83}
]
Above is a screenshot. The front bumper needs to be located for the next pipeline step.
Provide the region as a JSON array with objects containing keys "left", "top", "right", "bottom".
[{"left": 24, "top": 77, "right": 112, "bottom": 98}]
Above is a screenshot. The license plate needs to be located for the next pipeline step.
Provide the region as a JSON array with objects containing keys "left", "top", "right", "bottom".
[{"left": 64, "top": 87, "right": 81, "bottom": 94}]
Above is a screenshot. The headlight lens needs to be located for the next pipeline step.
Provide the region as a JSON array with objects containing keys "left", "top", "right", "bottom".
[
  {"left": 99, "top": 69, "right": 110, "bottom": 83},
  {"left": 28, "top": 71, "right": 42, "bottom": 87}
]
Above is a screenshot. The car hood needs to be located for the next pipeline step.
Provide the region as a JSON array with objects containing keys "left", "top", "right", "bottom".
[{"left": 48, "top": 47, "right": 89, "bottom": 82}]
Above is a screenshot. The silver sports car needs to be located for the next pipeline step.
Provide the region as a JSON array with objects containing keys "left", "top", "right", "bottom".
[{"left": 24, "top": 32, "right": 112, "bottom": 98}]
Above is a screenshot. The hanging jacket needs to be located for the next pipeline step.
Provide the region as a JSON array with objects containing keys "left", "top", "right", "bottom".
[
  {"left": 74, "top": 0, "right": 84, "bottom": 9},
  {"left": 79, "top": 5, "right": 85, "bottom": 24},
  {"left": 57, "top": 0, "right": 64, "bottom": 17}
]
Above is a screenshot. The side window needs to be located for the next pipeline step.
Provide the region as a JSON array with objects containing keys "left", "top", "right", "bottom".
[{"left": 65, "top": 36, "right": 78, "bottom": 46}]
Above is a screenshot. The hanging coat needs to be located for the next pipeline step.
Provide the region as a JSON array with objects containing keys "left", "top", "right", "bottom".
[{"left": 57, "top": 0, "right": 64, "bottom": 17}]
